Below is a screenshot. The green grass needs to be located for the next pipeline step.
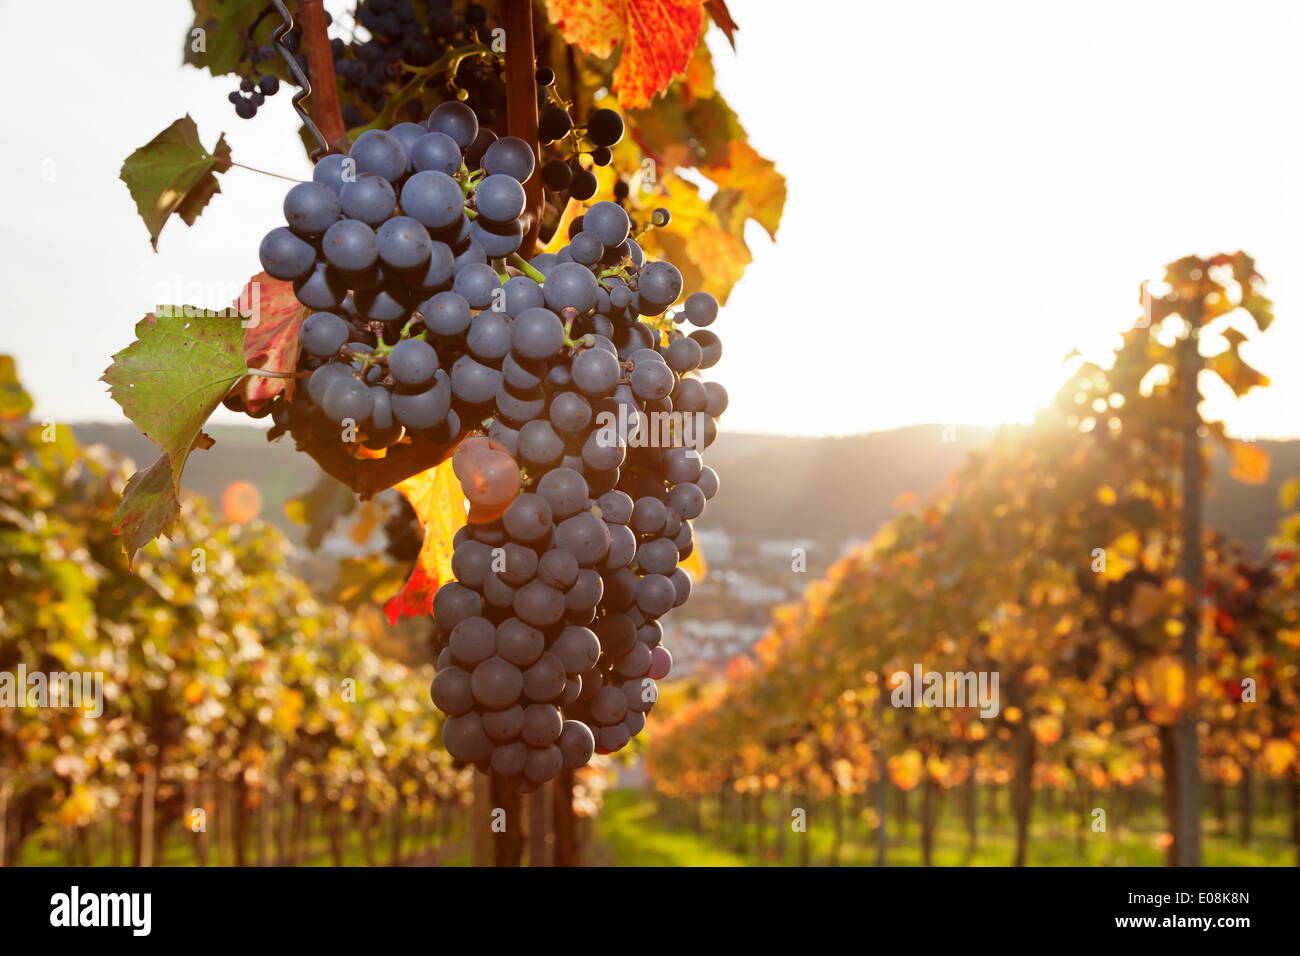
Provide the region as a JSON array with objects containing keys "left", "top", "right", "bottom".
[
  {"left": 13, "top": 812, "right": 466, "bottom": 868},
  {"left": 591, "top": 790, "right": 1298, "bottom": 867},
  {"left": 591, "top": 790, "right": 756, "bottom": 866}
]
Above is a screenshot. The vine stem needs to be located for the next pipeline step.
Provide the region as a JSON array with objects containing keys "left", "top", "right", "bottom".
[
  {"left": 299, "top": 0, "right": 346, "bottom": 152},
  {"left": 247, "top": 367, "right": 310, "bottom": 379},
  {"left": 230, "top": 161, "right": 307, "bottom": 183},
  {"left": 508, "top": 253, "right": 546, "bottom": 283}
]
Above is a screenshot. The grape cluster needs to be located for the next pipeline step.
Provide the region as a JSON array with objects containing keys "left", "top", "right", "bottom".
[
  {"left": 255, "top": 102, "right": 725, "bottom": 786},
  {"left": 535, "top": 69, "right": 625, "bottom": 204},
  {"left": 336, "top": 0, "right": 500, "bottom": 127},
  {"left": 229, "top": 72, "right": 281, "bottom": 120}
]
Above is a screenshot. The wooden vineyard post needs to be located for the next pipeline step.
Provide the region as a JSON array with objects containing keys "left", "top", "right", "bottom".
[
  {"left": 1175, "top": 314, "right": 1204, "bottom": 866},
  {"left": 299, "top": 0, "right": 346, "bottom": 150},
  {"left": 501, "top": 0, "right": 544, "bottom": 252}
]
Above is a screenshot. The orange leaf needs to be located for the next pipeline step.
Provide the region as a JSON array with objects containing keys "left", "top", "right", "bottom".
[
  {"left": 384, "top": 460, "right": 467, "bottom": 624},
  {"left": 237, "top": 272, "right": 307, "bottom": 408},
  {"left": 544, "top": 0, "right": 625, "bottom": 58},
  {"left": 617, "top": 0, "right": 705, "bottom": 108},
  {"left": 545, "top": 0, "right": 705, "bottom": 109},
  {"left": 1230, "top": 440, "right": 1269, "bottom": 485},
  {"left": 680, "top": 542, "right": 707, "bottom": 582},
  {"left": 705, "top": 140, "right": 786, "bottom": 240},
  {"left": 704, "top": 0, "right": 738, "bottom": 49}
]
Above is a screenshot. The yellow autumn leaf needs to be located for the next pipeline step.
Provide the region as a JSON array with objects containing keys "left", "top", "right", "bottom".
[
  {"left": 1230, "top": 440, "right": 1269, "bottom": 485},
  {"left": 384, "top": 459, "right": 468, "bottom": 624}
]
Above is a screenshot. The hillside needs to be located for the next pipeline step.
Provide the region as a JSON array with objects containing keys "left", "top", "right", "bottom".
[{"left": 73, "top": 423, "right": 1299, "bottom": 553}]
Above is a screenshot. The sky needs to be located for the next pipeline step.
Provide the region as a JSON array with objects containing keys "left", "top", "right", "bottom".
[{"left": 1, "top": 0, "right": 1298, "bottom": 438}]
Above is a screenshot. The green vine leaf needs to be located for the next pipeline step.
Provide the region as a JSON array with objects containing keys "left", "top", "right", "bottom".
[
  {"left": 120, "top": 115, "right": 232, "bottom": 250},
  {"left": 183, "top": 0, "right": 270, "bottom": 77},
  {"left": 103, "top": 311, "right": 248, "bottom": 562}
]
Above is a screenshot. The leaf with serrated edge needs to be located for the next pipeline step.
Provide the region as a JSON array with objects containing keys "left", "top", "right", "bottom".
[
  {"left": 110, "top": 454, "right": 181, "bottom": 564},
  {"left": 120, "top": 115, "right": 232, "bottom": 250},
  {"left": 237, "top": 272, "right": 307, "bottom": 408},
  {"left": 385, "top": 460, "right": 468, "bottom": 624},
  {"left": 104, "top": 311, "right": 247, "bottom": 560}
]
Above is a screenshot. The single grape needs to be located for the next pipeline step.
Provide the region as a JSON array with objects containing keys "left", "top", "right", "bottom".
[
  {"left": 459, "top": 447, "right": 521, "bottom": 509},
  {"left": 542, "top": 159, "right": 573, "bottom": 191},
  {"left": 321, "top": 219, "right": 378, "bottom": 273},
  {"left": 470, "top": 656, "right": 524, "bottom": 710},
  {"left": 283, "top": 182, "right": 341, "bottom": 237},
  {"left": 495, "top": 383, "right": 545, "bottom": 425},
  {"left": 496, "top": 618, "right": 544, "bottom": 669},
  {"left": 467, "top": 310, "right": 513, "bottom": 362},
  {"left": 389, "top": 120, "right": 427, "bottom": 155},
  {"left": 390, "top": 371, "right": 451, "bottom": 428},
  {"left": 307, "top": 361, "right": 351, "bottom": 405},
  {"left": 482, "top": 135, "right": 536, "bottom": 183},
  {"left": 585, "top": 108, "right": 625, "bottom": 148},
  {"left": 409, "top": 131, "right": 463, "bottom": 176},
  {"left": 401, "top": 170, "right": 465, "bottom": 230},
  {"left": 340, "top": 173, "right": 397, "bottom": 225},
  {"left": 569, "top": 168, "right": 598, "bottom": 201},
  {"left": 450, "top": 355, "right": 502, "bottom": 405},
  {"left": 420, "top": 290, "right": 472, "bottom": 336},
  {"left": 521, "top": 702, "right": 565, "bottom": 746},
  {"left": 388, "top": 337, "right": 439, "bottom": 387},
  {"left": 569, "top": 232, "right": 604, "bottom": 265},
  {"left": 510, "top": 307, "right": 564, "bottom": 361},
  {"left": 299, "top": 311, "right": 349, "bottom": 357},
  {"left": 483, "top": 704, "right": 525, "bottom": 742},
  {"left": 690, "top": 330, "right": 723, "bottom": 369},
  {"left": 558, "top": 720, "right": 595, "bottom": 769},
  {"left": 259, "top": 227, "right": 316, "bottom": 280},
  {"left": 583, "top": 201, "right": 630, "bottom": 247},
  {"left": 349, "top": 128, "right": 408, "bottom": 182},
  {"left": 321, "top": 374, "right": 373, "bottom": 424},
  {"left": 547, "top": 390, "right": 592, "bottom": 434},
  {"left": 407, "top": 240, "right": 456, "bottom": 292},
  {"left": 312, "top": 153, "right": 351, "bottom": 195},
  {"left": 442, "top": 713, "right": 492, "bottom": 763},
  {"left": 376, "top": 215, "right": 432, "bottom": 271},
  {"left": 637, "top": 260, "right": 683, "bottom": 308},
  {"left": 430, "top": 666, "right": 474, "bottom": 716},
  {"left": 537, "top": 548, "right": 579, "bottom": 590},
  {"left": 474, "top": 173, "right": 526, "bottom": 223},
  {"left": 543, "top": 262, "right": 599, "bottom": 314},
  {"left": 353, "top": 286, "right": 408, "bottom": 322},
  {"left": 536, "top": 467, "right": 588, "bottom": 519},
  {"left": 428, "top": 101, "right": 479, "bottom": 148},
  {"left": 469, "top": 218, "right": 523, "bottom": 258},
  {"left": 466, "top": 127, "right": 498, "bottom": 169},
  {"left": 513, "top": 579, "right": 565, "bottom": 628},
  {"left": 539, "top": 104, "right": 573, "bottom": 143},
  {"left": 453, "top": 262, "right": 501, "bottom": 310},
  {"left": 664, "top": 335, "right": 703, "bottom": 373},
  {"left": 683, "top": 290, "right": 718, "bottom": 327},
  {"left": 630, "top": 360, "right": 675, "bottom": 401},
  {"left": 294, "top": 262, "right": 347, "bottom": 310}
]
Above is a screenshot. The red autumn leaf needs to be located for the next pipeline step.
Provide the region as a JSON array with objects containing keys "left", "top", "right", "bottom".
[
  {"left": 704, "top": 0, "right": 738, "bottom": 49},
  {"left": 545, "top": 0, "right": 705, "bottom": 109},
  {"left": 384, "top": 460, "right": 468, "bottom": 624},
  {"left": 236, "top": 272, "right": 306, "bottom": 409}
]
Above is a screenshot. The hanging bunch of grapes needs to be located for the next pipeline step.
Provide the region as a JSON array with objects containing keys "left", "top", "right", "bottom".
[{"left": 248, "top": 94, "right": 725, "bottom": 786}]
